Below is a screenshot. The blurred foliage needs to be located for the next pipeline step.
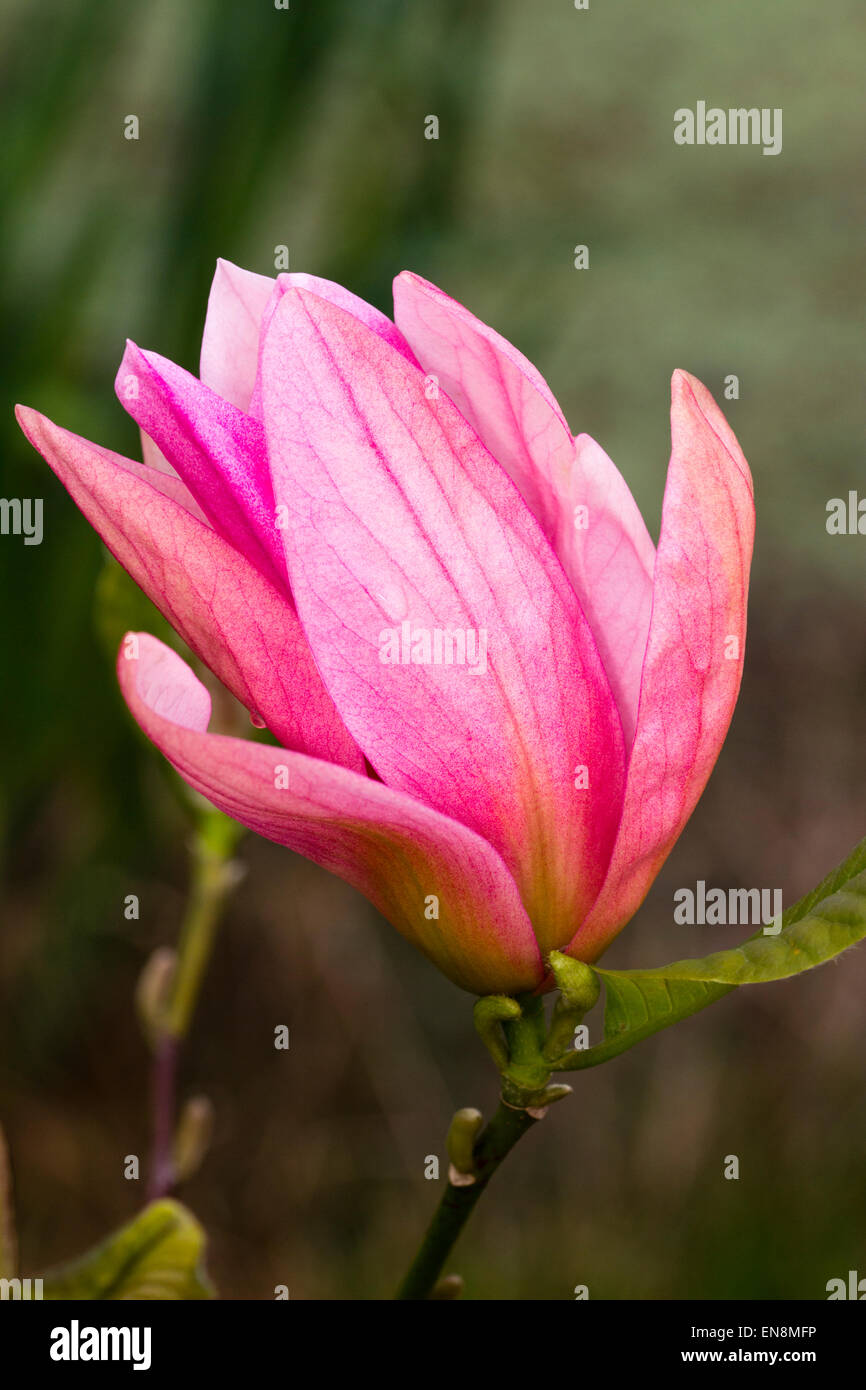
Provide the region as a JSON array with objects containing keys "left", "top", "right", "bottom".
[
  {"left": 42, "top": 1199, "right": 214, "bottom": 1300},
  {"left": 1, "top": 0, "right": 865, "bottom": 1299},
  {"left": 93, "top": 556, "right": 175, "bottom": 665}
]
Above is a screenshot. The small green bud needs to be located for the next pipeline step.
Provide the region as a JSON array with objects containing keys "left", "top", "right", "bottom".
[
  {"left": 431, "top": 1274, "right": 464, "bottom": 1300},
  {"left": 135, "top": 947, "right": 177, "bottom": 1048},
  {"left": 447, "top": 1107, "right": 483, "bottom": 1176},
  {"left": 543, "top": 953, "right": 601, "bottom": 1060},
  {"left": 473, "top": 995, "right": 522, "bottom": 1072},
  {"left": 547, "top": 952, "right": 601, "bottom": 1012},
  {"left": 172, "top": 1095, "right": 215, "bottom": 1183},
  {"left": 526, "top": 1083, "right": 573, "bottom": 1118}
]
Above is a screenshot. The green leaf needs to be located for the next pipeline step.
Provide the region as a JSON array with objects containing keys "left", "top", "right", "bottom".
[
  {"left": 41, "top": 1200, "right": 215, "bottom": 1300},
  {"left": 556, "top": 836, "right": 866, "bottom": 1072}
]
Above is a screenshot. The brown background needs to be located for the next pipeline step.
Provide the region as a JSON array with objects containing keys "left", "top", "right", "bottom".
[{"left": 1, "top": 0, "right": 865, "bottom": 1297}]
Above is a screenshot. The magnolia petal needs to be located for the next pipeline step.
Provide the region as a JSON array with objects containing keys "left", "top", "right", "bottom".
[
  {"left": 119, "top": 634, "right": 545, "bottom": 995},
  {"left": 261, "top": 287, "right": 626, "bottom": 952},
  {"left": 393, "top": 270, "right": 573, "bottom": 530},
  {"left": 139, "top": 427, "right": 186, "bottom": 484},
  {"left": 15, "top": 406, "right": 363, "bottom": 770},
  {"left": 568, "top": 371, "right": 755, "bottom": 960},
  {"left": 200, "top": 259, "right": 276, "bottom": 411},
  {"left": 562, "top": 435, "right": 655, "bottom": 742},
  {"left": 392, "top": 271, "right": 655, "bottom": 737},
  {"left": 280, "top": 273, "right": 415, "bottom": 358},
  {"left": 116, "top": 342, "right": 285, "bottom": 588},
  {"left": 132, "top": 433, "right": 211, "bottom": 523},
  {"left": 246, "top": 271, "right": 415, "bottom": 419}
]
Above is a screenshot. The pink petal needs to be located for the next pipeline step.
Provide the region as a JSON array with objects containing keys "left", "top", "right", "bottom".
[
  {"left": 128, "top": 434, "right": 211, "bottom": 523},
  {"left": 246, "top": 271, "right": 416, "bottom": 419},
  {"left": 199, "top": 259, "right": 276, "bottom": 411},
  {"left": 138, "top": 428, "right": 197, "bottom": 505},
  {"left": 567, "top": 371, "right": 755, "bottom": 960},
  {"left": 261, "top": 287, "right": 626, "bottom": 953},
  {"left": 119, "top": 633, "right": 544, "bottom": 995},
  {"left": 392, "top": 271, "right": 655, "bottom": 738},
  {"left": 393, "top": 270, "right": 573, "bottom": 519},
  {"left": 116, "top": 342, "right": 285, "bottom": 588},
  {"left": 563, "top": 435, "right": 656, "bottom": 743},
  {"left": 15, "top": 406, "right": 363, "bottom": 771},
  {"left": 280, "top": 273, "right": 415, "bottom": 358}
]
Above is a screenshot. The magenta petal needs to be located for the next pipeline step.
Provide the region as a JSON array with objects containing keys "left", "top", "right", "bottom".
[
  {"left": 16, "top": 407, "right": 364, "bottom": 770},
  {"left": 568, "top": 371, "right": 755, "bottom": 960},
  {"left": 116, "top": 342, "right": 285, "bottom": 588},
  {"left": 393, "top": 271, "right": 655, "bottom": 738},
  {"left": 119, "top": 634, "right": 545, "bottom": 995},
  {"left": 200, "top": 259, "right": 276, "bottom": 411},
  {"left": 261, "top": 287, "right": 626, "bottom": 952}
]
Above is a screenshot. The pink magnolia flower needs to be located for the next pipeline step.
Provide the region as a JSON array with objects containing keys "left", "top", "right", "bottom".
[{"left": 16, "top": 263, "right": 754, "bottom": 995}]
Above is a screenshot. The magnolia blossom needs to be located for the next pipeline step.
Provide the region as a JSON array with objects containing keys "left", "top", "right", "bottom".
[{"left": 16, "top": 263, "right": 754, "bottom": 994}]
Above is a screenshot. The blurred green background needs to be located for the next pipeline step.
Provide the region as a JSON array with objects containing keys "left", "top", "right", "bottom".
[{"left": 2, "top": 0, "right": 865, "bottom": 1299}]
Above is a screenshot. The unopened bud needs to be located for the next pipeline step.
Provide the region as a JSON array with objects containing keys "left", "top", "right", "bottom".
[
  {"left": 172, "top": 1096, "right": 215, "bottom": 1183},
  {"left": 526, "top": 1083, "right": 573, "bottom": 1118},
  {"left": 473, "top": 995, "right": 522, "bottom": 1072},
  {"left": 135, "top": 947, "right": 177, "bottom": 1047},
  {"left": 543, "top": 953, "right": 601, "bottom": 1061},
  {"left": 431, "top": 1274, "right": 464, "bottom": 1300},
  {"left": 547, "top": 952, "right": 600, "bottom": 1012},
  {"left": 446, "top": 1107, "right": 483, "bottom": 1178}
]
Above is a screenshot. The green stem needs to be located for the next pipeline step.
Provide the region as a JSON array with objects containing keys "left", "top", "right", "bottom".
[
  {"left": 395, "top": 1101, "right": 539, "bottom": 1300},
  {"left": 166, "top": 833, "right": 237, "bottom": 1040},
  {"left": 147, "top": 812, "right": 241, "bottom": 1198}
]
